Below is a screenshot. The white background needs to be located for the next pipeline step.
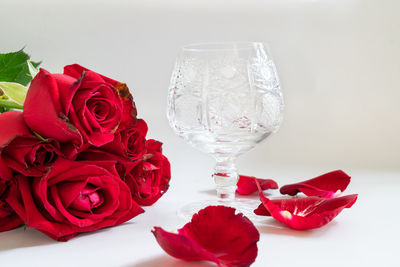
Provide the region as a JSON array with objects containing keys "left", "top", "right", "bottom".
[{"left": 0, "top": 0, "right": 399, "bottom": 266}]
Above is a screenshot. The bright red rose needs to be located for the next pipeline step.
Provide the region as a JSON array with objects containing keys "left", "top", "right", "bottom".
[
  {"left": 6, "top": 158, "right": 144, "bottom": 241},
  {"left": 0, "top": 179, "right": 23, "bottom": 232},
  {"left": 125, "top": 141, "right": 171, "bottom": 206},
  {"left": 23, "top": 64, "right": 137, "bottom": 152},
  {"left": 0, "top": 111, "right": 61, "bottom": 177},
  {"left": 100, "top": 119, "right": 148, "bottom": 160},
  {"left": 63, "top": 64, "right": 137, "bottom": 131}
]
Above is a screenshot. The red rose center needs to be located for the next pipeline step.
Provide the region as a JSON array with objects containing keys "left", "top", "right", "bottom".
[
  {"left": 88, "top": 99, "right": 110, "bottom": 122},
  {"left": 70, "top": 185, "right": 104, "bottom": 212}
]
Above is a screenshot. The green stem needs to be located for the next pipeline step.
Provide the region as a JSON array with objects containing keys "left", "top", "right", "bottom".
[{"left": 0, "top": 99, "right": 23, "bottom": 109}]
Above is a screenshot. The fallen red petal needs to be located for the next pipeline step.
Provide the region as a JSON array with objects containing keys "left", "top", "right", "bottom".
[
  {"left": 236, "top": 175, "right": 278, "bottom": 195},
  {"left": 152, "top": 205, "right": 259, "bottom": 267},
  {"left": 280, "top": 170, "right": 351, "bottom": 198},
  {"left": 255, "top": 192, "right": 358, "bottom": 230}
]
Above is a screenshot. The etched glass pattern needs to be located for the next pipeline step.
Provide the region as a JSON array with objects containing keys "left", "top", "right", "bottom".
[{"left": 167, "top": 43, "right": 283, "bottom": 215}]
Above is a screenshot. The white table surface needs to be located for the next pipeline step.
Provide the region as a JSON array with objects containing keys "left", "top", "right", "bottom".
[
  {"left": 1, "top": 0, "right": 399, "bottom": 266},
  {"left": 1, "top": 164, "right": 399, "bottom": 267}
]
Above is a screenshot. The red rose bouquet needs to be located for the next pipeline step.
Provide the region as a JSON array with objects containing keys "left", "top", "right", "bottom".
[{"left": 0, "top": 50, "right": 171, "bottom": 241}]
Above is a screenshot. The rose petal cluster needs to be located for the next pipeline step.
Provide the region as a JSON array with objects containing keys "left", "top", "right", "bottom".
[
  {"left": 253, "top": 170, "right": 358, "bottom": 230},
  {"left": 0, "top": 64, "right": 171, "bottom": 241}
]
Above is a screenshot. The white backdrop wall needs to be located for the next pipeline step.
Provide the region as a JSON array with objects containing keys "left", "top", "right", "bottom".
[{"left": 1, "top": 0, "right": 399, "bottom": 176}]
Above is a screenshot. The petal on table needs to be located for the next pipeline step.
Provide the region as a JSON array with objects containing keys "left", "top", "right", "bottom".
[
  {"left": 279, "top": 170, "right": 351, "bottom": 198},
  {"left": 152, "top": 205, "right": 259, "bottom": 267},
  {"left": 255, "top": 179, "right": 357, "bottom": 230},
  {"left": 236, "top": 175, "right": 278, "bottom": 195}
]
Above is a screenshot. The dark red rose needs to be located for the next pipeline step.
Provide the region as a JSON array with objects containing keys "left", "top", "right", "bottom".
[
  {"left": 125, "top": 148, "right": 171, "bottom": 206},
  {"left": 2, "top": 136, "right": 61, "bottom": 177},
  {"left": 100, "top": 119, "right": 148, "bottom": 160},
  {"left": 0, "top": 166, "right": 23, "bottom": 232},
  {"left": 6, "top": 158, "right": 144, "bottom": 241},
  {"left": 0, "top": 111, "right": 61, "bottom": 177},
  {"left": 23, "top": 64, "right": 137, "bottom": 151},
  {"left": 152, "top": 206, "right": 260, "bottom": 267}
]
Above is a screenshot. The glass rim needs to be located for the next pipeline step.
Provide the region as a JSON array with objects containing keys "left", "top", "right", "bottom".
[{"left": 181, "top": 42, "right": 267, "bottom": 52}]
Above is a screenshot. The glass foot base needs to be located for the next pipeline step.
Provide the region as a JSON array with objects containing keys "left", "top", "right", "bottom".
[{"left": 177, "top": 199, "right": 271, "bottom": 226}]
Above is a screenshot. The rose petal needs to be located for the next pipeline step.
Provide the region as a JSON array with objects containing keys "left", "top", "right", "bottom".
[
  {"left": 236, "top": 175, "right": 278, "bottom": 195},
  {"left": 23, "top": 69, "right": 82, "bottom": 144},
  {"left": 280, "top": 170, "right": 351, "bottom": 198},
  {"left": 0, "top": 180, "right": 23, "bottom": 232},
  {"left": 0, "top": 111, "right": 31, "bottom": 147},
  {"left": 152, "top": 206, "right": 259, "bottom": 267},
  {"left": 152, "top": 227, "right": 217, "bottom": 262},
  {"left": 146, "top": 139, "right": 163, "bottom": 154},
  {"left": 254, "top": 180, "right": 357, "bottom": 230},
  {"left": 0, "top": 157, "right": 12, "bottom": 181}
]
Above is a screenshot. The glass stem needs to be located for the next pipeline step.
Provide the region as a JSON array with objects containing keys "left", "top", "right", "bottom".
[{"left": 213, "top": 158, "right": 238, "bottom": 201}]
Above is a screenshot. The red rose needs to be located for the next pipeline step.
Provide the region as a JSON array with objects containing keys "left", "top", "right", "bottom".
[
  {"left": 6, "top": 158, "right": 144, "bottom": 241},
  {"left": 101, "top": 119, "right": 148, "bottom": 160},
  {"left": 64, "top": 64, "right": 137, "bottom": 131},
  {"left": 125, "top": 141, "right": 171, "bottom": 206},
  {"left": 23, "top": 64, "right": 136, "bottom": 152},
  {"left": 0, "top": 179, "right": 23, "bottom": 232},
  {"left": 0, "top": 111, "right": 61, "bottom": 177}
]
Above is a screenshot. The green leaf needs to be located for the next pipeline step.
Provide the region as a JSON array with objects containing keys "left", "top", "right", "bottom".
[
  {"left": 27, "top": 60, "right": 40, "bottom": 78},
  {"left": 0, "top": 82, "right": 28, "bottom": 106},
  {"left": 0, "top": 48, "right": 41, "bottom": 86}
]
